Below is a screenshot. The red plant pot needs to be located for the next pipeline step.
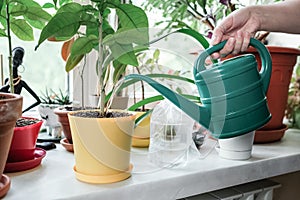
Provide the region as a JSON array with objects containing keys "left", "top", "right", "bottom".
[{"left": 7, "top": 117, "right": 43, "bottom": 163}]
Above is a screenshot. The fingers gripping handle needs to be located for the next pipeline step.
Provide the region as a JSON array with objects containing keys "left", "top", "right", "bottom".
[{"left": 194, "top": 38, "right": 272, "bottom": 94}]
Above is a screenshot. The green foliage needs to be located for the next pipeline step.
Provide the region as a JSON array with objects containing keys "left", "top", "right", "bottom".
[
  {"left": 40, "top": 88, "right": 71, "bottom": 105},
  {"left": 35, "top": 1, "right": 149, "bottom": 72},
  {"left": 35, "top": 0, "right": 149, "bottom": 115},
  {"left": 286, "top": 62, "right": 300, "bottom": 128},
  {"left": 0, "top": 0, "right": 52, "bottom": 41},
  {"left": 143, "top": 0, "right": 241, "bottom": 35},
  {"left": 0, "top": 0, "right": 52, "bottom": 93}
]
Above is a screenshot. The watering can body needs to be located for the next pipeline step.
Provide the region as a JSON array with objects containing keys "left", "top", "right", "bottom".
[{"left": 125, "top": 38, "right": 272, "bottom": 139}]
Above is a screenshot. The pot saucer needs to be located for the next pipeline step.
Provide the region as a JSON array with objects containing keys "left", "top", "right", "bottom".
[
  {"left": 4, "top": 148, "right": 46, "bottom": 173},
  {"left": 60, "top": 138, "right": 74, "bottom": 152},
  {"left": 73, "top": 164, "right": 133, "bottom": 184},
  {"left": 254, "top": 124, "right": 288, "bottom": 143},
  {"left": 132, "top": 137, "right": 149, "bottom": 148},
  {"left": 0, "top": 174, "right": 11, "bottom": 198}
]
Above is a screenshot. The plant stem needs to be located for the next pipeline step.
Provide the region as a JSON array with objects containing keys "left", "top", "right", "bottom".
[
  {"left": 97, "top": 12, "right": 105, "bottom": 115},
  {"left": 6, "top": 2, "right": 14, "bottom": 93}
]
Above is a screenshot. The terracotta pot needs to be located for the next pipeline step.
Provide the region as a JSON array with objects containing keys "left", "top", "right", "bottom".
[
  {"left": 54, "top": 107, "right": 73, "bottom": 144},
  {"left": 227, "top": 46, "right": 300, "bottom": 143},
  {"left": 248, "top": 46, "right": 300, "bottom": 130},
  {"left": 68, "top": 110, "right": 136, "bottom": 184},
  {"left": 7, "top": 117, "right": 43, "bottom": 163},
  {"left": 0, "top": 93, "right": 22, "bottom": 198}
]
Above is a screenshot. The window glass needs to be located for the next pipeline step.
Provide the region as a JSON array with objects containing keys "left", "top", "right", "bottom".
[{"left": 0, "top": 1, "right": 66, "bottom": 112}]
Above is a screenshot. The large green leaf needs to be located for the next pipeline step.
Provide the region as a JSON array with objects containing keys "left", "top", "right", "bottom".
[
  {"left": 114, "top": 4, "right": 149, "bottom": 45},
  {"left": 10, "top": 4, "right": 27, "bottom": 16},
  {"left": 10, "top": 18, "right": 34, "bottom": 41},
  {"left": 0, "top": 1, "right": 3, "bottom": 12},
  {"left": 56, "top": 2, "right": 83, "bottom": 14},
  {"left": 65, "top": 53, "right": 84, "bottom": 72},
  {"left": 36, "top": 12, "right": 81, "bottom": 49},
  {"left": 109, "top": 42, "right": 138, "bottom": 66},
  {"left": 71, "top": 35, "right": 98, "bottom": 56},
  {"left": 24, "top": 16, "right": 45, "bottom": 29},
  {"left": 24, "top": 5, "right": 52, "bottom": 22}
]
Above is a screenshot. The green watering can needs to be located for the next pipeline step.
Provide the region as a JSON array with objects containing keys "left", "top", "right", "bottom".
[{"left": 125, "top": 38, "right": 272, "bottom": 139}]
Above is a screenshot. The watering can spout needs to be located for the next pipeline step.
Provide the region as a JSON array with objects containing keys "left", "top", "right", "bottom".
[{"left": 124, "top": 74, "right": 211, "bottom": 129}]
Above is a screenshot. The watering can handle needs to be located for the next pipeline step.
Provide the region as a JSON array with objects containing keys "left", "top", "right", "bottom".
[{"left": 195, "top": 38, "right": 272, "bottom": 93}]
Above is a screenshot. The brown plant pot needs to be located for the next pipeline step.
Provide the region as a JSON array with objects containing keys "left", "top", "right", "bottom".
[
  {"left": 54, "top": 107, "right": 73, "bottom": 144},
  {"left": 0, "top": 93, "right": 22, "bottom": 198},
  {"left": 247, "top": 46, "right": 300, "bottom": 142}
]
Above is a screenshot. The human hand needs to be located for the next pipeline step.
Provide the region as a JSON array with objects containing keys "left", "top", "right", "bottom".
[{"left": 211, "top": 7, "right": 259, "bottom": 59}]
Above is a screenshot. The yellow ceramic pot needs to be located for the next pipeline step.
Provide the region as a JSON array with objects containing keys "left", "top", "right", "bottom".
[
  {"left": 132, "top": 111, "right": 150, "bottom": 148},
  {"left": 68, "top": 110, "right": 136, "bottom": 184}
]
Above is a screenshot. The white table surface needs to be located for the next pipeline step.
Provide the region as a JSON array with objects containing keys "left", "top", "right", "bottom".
[{"left": 4, "top": 129, "right": 300, "bottom": 200}]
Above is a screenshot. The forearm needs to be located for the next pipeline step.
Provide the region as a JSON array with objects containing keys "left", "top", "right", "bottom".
[{"left": 252, "top": 0, "right": 300, "bottom": 34}]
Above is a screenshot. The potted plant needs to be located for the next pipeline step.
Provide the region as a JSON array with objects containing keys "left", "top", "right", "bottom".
[
  {"left": 38, "top": 88, "right": 72, "bottom": 141},
  {"left": 145, "top": 0, "right": 300, "bottom": 143},
  {"left": 35, "top": 0, "right": 149, "bottom": 184},
  {"left": 4, "top": 117, "right": 45, "bottom": 173},
  {"left": 0, "top": 0, "right": 51, "bottom": 197}
]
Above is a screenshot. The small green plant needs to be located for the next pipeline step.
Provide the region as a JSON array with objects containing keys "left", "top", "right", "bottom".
[{"left": 40, "top": 88, "right": 71, "bottom": 105}]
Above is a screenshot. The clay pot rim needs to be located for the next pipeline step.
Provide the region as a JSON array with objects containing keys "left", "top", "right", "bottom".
[
  {"left": 247, "top": 46, "right": 300, "bottom": 55},
  {"left": 14, "top": 117, "right": 43, "bottom": 131},
  {"left": 0, "top": 93, "right": 23, "bottom": 102}
]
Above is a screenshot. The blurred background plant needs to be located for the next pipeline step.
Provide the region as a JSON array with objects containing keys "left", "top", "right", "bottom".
[
  {"left": 40, "top": 88, "right": 71, "bottom": 105},
  {"left": 143, "top": 0, "right": 283, "bottom": 42},
  {"left": 286, "top": 61, "right": 300, "bottom": 128}
]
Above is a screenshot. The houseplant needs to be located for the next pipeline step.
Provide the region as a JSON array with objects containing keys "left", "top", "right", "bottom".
[
  {"left": 38, "top": 88, "right": 71, "bottom": 141},
  {"left": 0, "top": 0, "right": 51, "bottom": 197},
  {"left": 35, "top": 0, "right": 149, "bottom": 183},
  {"left": 4, "top": 117, "right": 45, "bottom": 173}
]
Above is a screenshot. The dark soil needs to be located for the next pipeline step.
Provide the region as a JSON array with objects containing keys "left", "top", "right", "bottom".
[
  {"left": 16, "top": 118, "right": 41, "bottom": 127},
  {"left": 71, "top": 111, "right": 132, "bottom": 118},
  {"left": 61, "top": 106, "right": 97, "bottom": 111}
]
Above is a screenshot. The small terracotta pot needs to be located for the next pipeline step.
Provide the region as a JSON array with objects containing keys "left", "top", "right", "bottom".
[
  {"left": 7, "top": 117, "right": 43, "bottom": 163},
  {"left": 54, "top": 107, "right": 73, "bottom": 144}
]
